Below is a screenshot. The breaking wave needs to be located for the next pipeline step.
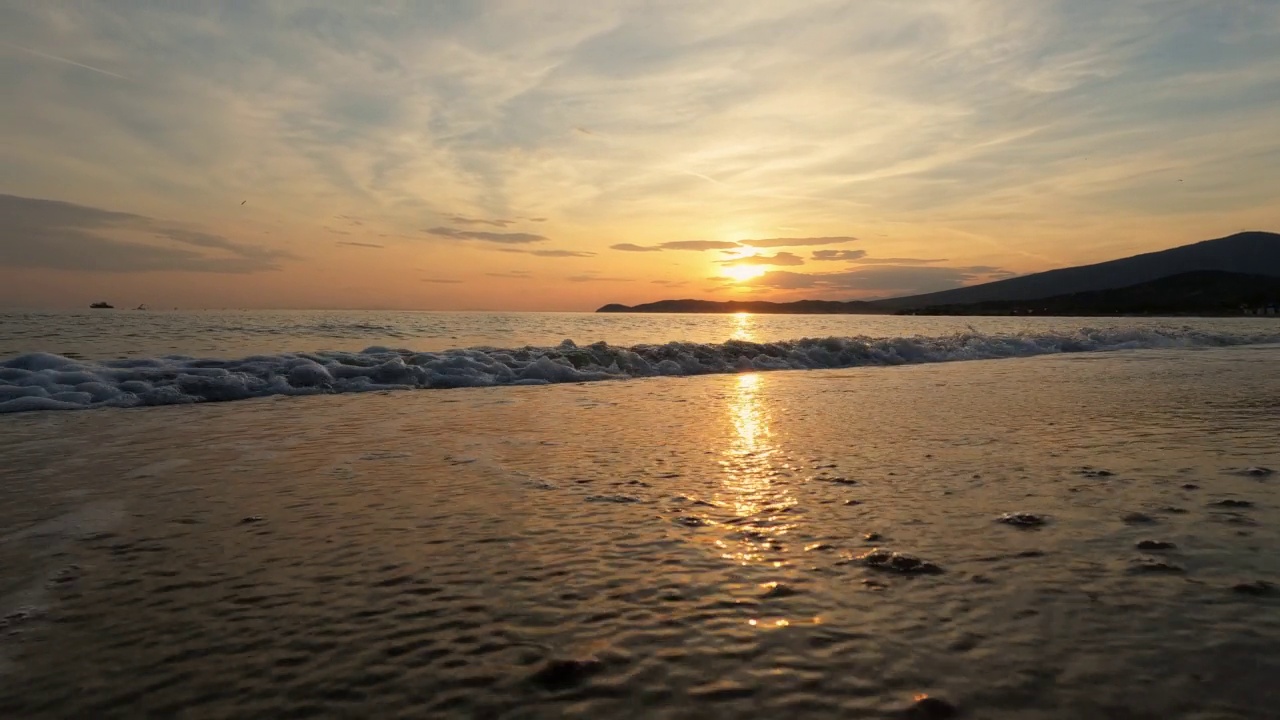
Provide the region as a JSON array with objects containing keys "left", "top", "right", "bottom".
[{"left": 2, "top": 328, "right": 1277, "bottom": 413}]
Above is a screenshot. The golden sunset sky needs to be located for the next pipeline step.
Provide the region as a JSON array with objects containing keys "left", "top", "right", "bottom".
[{"left": 2, "top": 1, "right": 1279, "bottom": 310}]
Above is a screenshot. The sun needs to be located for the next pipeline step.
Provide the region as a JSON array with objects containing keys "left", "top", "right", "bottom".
[{"left": 721, "top": 264, "right": 767, "bottom": 282}]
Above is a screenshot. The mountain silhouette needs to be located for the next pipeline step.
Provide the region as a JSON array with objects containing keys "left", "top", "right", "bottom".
[
  {"left": 902, "top": 270, "right": 1280, "bottom": 316},
  {"left": 870, "top": 231, "right": 1280, "bottom": 311}
]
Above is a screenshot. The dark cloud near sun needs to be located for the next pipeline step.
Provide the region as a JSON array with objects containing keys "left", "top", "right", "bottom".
[
  {"left": 660, "top": 240, "right": 743, "bottom": 251},
  {"left": 740, "top": 236, "right": 858, "bottom": 248},
  {"left": 610, "top": 243, "right": 663, "bottom": 252},
  {"left": 446, "top": 215, "right": 515, "bottom": 228},
  {"left": 0, "top": 193, "right": 291, "bottom": 273},
  {"left": 613, "top": 237, "right": 857, "bottom": 252},
  {"left": 337, "top": 241, "right": 384, "bottom": 248},
  {"left": 567, "top": 274, "right": 633, "bottom": 283},
  {"left": 854, "top": 257, "right": 948, "bottom": 265},
  {"left": 425, "top": 226, "right": 548, "bottom": 244},
  {"left": 422, "top": 277, "right": 462, "bottom": 284},
  {"left": 446, "top": 215, "right": 548, "bottom": 227},
  {"left": 718, "top": 251, "right": 805, "bottom": 266},
  {"left": 811, "top": 249, "right": 869, "bottom": 261},
  {"left": 744, "top": 265, "right": 1015, "bottom": 295},
  {"left": 812, "top": 250, "right": 953, "bottom": 264},
  {"left": 497, "top": 248, "right": 596, "bottom": 257}
]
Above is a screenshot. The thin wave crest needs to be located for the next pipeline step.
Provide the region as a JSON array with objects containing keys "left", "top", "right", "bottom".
[{"left": 1, "top": 328, "right": 1276, "bottom": 413}]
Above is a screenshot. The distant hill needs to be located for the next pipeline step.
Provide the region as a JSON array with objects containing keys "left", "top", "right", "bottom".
[
  {"left": 596, "top": 231, "right": 1280, "bottom": 315},
  {"left": 596, "top": 299, "right": 880, "bottom": 314},
  {"left": 904, "top": 270, "right": 1280, "bottom": 316},
  {"left": 870, "top": 230, "right": 1280, "bottom": 311}
]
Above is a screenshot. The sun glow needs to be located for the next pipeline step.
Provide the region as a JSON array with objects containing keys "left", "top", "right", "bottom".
[{"left": 721, "top": 264, "right": 767, "bottom": 282}]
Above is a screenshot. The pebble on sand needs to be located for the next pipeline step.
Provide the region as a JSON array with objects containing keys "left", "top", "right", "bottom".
[
  {"left": 672, "top": 515, "right": 710, "bottom": 528},
  {"left": 238, "top": 515, "right": 265, "bottom": 525},
  {"left": 585, "top": 495, "right": 642, "bottom": 503},
  {"left": 529, "top": 657, "right": 605, "bottom": 690},
  {"left": 0, "top": 606, "right": 41, "bottom": 629},
  {"left": 906, "top": 694, "right": 960, "bottom": 719},
  {"left": 1243, "top": 467, "right": 1274, "bottom": 477},
  {"left": 760, "top": 582, "right": 800, "bottom": 599},
  {"left": 1231, "top": 580, "right": 1274, "bottom": 596},
  {"left": 1135, "top": 540, "right": 1177, "bottom": 551},
  {"left": 1128, "top": 559, "right": 1185, "bottom": 574},
  {"left": 997, "top": 512, "right": 1048, "bottom": 527},
  {"left": 1122, "top": 512, "right": 1157, "bottom": 524},
  {"left": 1210, "top": 499, "right": 1254, "bottom": 508},
  {"left": 48, "top": 565, "right": 83, "bottom": 586},
  {"left": 858, "top": 549, "right": 944, "bottom": 575}
]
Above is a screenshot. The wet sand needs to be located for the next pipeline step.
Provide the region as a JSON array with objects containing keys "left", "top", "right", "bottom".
[{"left": 2, "top": 345, "right": 1278, "bottom": 719}]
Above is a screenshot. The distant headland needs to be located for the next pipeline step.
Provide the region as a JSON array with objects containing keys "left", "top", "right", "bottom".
[
  {"left": 598, "top": 231, "right": 1280, "bottom": 317},
  {"left": 596, "top": 299, "right": 880, "bottom": 314}
]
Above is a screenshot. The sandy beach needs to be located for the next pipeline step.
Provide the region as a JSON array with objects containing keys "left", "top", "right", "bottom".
[{"left": 2, "top": 345, "right": 1278, "bottom": 719}]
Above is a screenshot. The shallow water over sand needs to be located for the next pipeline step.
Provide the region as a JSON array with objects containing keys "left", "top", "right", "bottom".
[{"left": 2, "top": 346, "right": 1279, "bottom": 718}]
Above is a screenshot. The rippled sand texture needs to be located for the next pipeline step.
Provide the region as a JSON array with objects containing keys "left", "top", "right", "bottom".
[{"left": 2, "top": 346, "right": 1279, "bottom": 719}]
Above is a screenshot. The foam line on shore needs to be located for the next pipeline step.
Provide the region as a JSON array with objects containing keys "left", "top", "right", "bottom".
[{"left": 2, "top": 328, "right": 1277, "bottom": 413}]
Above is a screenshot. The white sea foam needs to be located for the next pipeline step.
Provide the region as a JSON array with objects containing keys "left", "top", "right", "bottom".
[{"left": 1, "top": 329, "right": 1277, "bottom": 413}]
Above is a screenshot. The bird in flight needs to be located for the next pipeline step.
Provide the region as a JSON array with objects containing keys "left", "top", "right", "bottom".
[{"left": 241, "top": 200, "right": 247, "bottom": 205}]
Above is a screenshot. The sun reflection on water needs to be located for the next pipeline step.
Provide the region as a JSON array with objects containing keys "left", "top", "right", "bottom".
[
  {"left": 730, "top": 311, "right": 755, "bottom": 342},
  {"left": 716, "top": 372, "right": 798, "bottom": 566}
]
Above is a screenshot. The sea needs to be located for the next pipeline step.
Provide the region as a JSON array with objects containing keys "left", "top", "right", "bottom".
[
  {"left": 3, "top": 310, "right": 1280, "bottom": 718},
  {"left": 2, "top": 309, "right": 1279, "bottom": 413}
]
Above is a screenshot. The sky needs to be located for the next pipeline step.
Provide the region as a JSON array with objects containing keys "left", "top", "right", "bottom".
[{"left": 2, "top": 1, "right": 1279, "bottom": 311}]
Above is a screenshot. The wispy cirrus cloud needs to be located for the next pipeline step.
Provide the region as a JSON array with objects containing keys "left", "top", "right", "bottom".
[
  {"left": 337, "top": 241, "right": 384, "bottom": 249},
  {"left": 3, "top": 2, "right": 1279, "bottom": 309},
  {"left": 424, "top": 227, "right": 549, "bottom": 244},
  {"left": 0, "top": 194, "right": 291, "bottom": 274},
  {"left": 0, "top": 39, "right": 130, "bottom": 81}
]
